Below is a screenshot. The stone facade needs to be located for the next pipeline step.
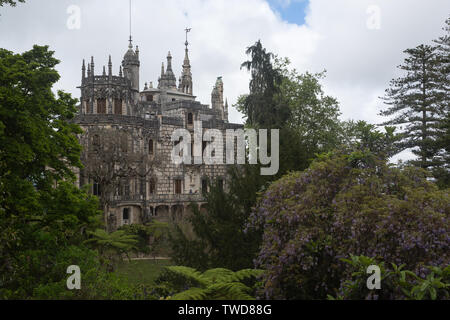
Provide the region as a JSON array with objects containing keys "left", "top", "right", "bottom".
[{"left": 74, "top": 37, "right": 242, "bottom": 230}]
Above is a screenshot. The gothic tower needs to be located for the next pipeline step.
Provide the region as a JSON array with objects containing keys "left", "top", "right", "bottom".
[{"left": 122, "top": 37, "right": 140, "bottom": 95}]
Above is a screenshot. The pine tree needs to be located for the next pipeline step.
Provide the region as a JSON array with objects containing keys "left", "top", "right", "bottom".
[
  {"left": 240, "top": 40, "right": 290, "bottom": 128},
  {"left": 380, "top": 44, "right": 446, "bottom": 170},
  {"left": 432, "top": 17, "right": 450, "bottom": 187}
]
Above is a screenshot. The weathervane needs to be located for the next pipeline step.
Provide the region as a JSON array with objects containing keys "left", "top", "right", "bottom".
[{"left": 185, "top": 27, "right": 191, "bottom": 47}]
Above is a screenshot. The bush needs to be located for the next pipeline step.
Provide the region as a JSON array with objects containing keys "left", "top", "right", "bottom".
[
  {"left": 330, "top": 255, "right": 450, "bottom": 300},
  {"left": 248, "top": 149, "right": 449, "bottom": 299}
]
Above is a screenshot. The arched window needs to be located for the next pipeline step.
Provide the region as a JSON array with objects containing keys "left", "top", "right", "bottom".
[
  {"left": 123, "top": 208, "right": 130, "bottom": 220},
  {"left": 188, "top": 113, "right": 193, "bottom": 125},
  {"left": 97, "top": 98, "right": 106, "bottom": 114},
  {"left": 148, "top": 139, "right": 154, "bottom": 155}
]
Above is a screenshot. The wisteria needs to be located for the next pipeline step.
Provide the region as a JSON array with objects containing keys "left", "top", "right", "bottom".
[{"left": 247, "top": 150, "right": 450, "bottom": 299}]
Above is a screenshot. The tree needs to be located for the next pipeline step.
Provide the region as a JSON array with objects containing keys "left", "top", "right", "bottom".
[
  {"left": 432, "top": 17, "right": 450, "bottom": 188},
  {"left": 380, "top": 44, "right": 447, "bottom": 170},
  {"left": 80, "top": 127, "right": 163, "bottom": 230},
  {"left": 248, "top": 148, "right": 449, "bottom": 299},
  {"left": 0, "top": 45, "right": 104, "bottom": 298},
  {"left": 0, "top": 0, "right": 24, "bottom": 7},
  {"left": 84, "top": 229, "right": 138, "bottom": 270},
  {"left": 170, "top": 168, "right": 265, "bottom": 271},
  {"left": 239, "top": 40, "right": 290, "bottom": 128},
  {"left": 155, "top": 266, "right": 263, "bottom": 300}
]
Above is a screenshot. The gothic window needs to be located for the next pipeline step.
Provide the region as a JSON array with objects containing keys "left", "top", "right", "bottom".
[
  {"left": 97, "top": 98, "right": 106, "bottom": 114},
  {"left": 114, "top": 99, "right": 122, "bottom": 115},
  {"left": 187, "top": 113, "right": 193, "bottom": 125},
  {"left": 124, "top": 181, "right": 130, "bottom": 196},
  {"left": 174, "top": 179, "right": 182, "bottom": 194},
  {"left": 148, "top": 139, "right": 154, "bottom": 155},
  {"left": 123, "top": 208, "right": 130, "bottom": 220}
]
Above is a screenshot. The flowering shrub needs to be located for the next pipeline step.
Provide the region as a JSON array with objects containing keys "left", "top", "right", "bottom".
[{"left": 248, "top": 150, "right": 449, "bottom": 299}]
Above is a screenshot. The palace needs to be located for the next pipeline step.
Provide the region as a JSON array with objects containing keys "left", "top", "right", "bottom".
[{"left": 74, "top": 35, "right": 242, "bottom": 230}]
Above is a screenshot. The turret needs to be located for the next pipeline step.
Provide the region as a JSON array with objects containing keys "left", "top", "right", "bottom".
[
  {"left": 122, "top": 36, "right": 140, "bottom": 92},
  {"left": 211, "top": 77, "right": 226, "bottom": 121}
]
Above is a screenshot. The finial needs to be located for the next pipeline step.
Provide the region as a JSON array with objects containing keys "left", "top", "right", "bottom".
[
  {"left": 102, "top": 66, "right": 106, "bottom": 76},
  {"left": 119, "top": 65, "right": 123, "bottom": 77},
  {"left": 82, "top": 59, "right": 86, "bottom": 79},
  {"left": 161, "top": 62, "right": 165, "bottom": 76},
  {"left": 184, "top": 27, "right": 191, "bottom": 48},
  {"left": 150, "top": 81, "right": 153, "bottom": 88},
  {"left": 90, "top": 56, "right": 94, "bottom": 74},
  {"left": 144, "top": 82, "right": 148, "bottom": 90},
  {"left": 128, "top": 35, "right": 133, "bottom": 49},
  {"left": 108, "top": 55, "right": 112, "bottom": 76}
]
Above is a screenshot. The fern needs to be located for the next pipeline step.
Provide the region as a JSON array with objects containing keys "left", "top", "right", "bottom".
[{"left": 159, "top": 266, "right": 263, "bottom": 300}]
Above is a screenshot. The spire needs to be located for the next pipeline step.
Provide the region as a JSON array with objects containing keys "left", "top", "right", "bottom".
[
  {"left": 119, "top": 65, "right": 123, "bottom": 77},
  {"left": 90, "top": 56, "right": 94, "bottom": 75},
  {"left": 87, "top": 61, "right": 91, "bottom": 77},
  {"left": 102, "top": 66, "right": 106, "bottom": 76},
  {"left": 108, "top": 55, "right": 112, "bottom": 76},
  {"left": 82, "top": 59, "right": 86, "bottom": 80},
  {"left": 166, "top": 51, "right": 173, "bottom": 72},
  {"left": 179, "top": 28, "right": 193, "bottom": 95}
]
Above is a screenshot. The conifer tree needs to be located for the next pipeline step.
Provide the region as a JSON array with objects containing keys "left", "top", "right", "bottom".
[
  {"left": 380, "top": 44, "right": 446, "bottom": 170},
  {"left": 432, "top": 17, "right": 450, "bottom": 187}
]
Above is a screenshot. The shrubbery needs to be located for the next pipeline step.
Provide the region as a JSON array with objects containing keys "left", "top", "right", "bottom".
[{"left": 248, "top": 149, "right": 449, "bottom": 299}]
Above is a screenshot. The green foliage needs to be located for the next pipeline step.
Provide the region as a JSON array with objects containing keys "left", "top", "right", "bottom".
[
  {"left": 330, "top": 255, "right": 450, "bottom": 300},
  {"left": 155, "top": 266, "right": 263, "bottom": 300},
  {"left": 119, "top": 221, "right": 169, "bottom": 256},
  {"left": 84, "top": 229, "right": 138, "bottom": 270},
  {"left": 239, "top": 40, "right": 289, "bottom": 128},
  {"left": 380, "top": 43, "right": 448, "bottom": 172},
  {"left": 249, "top": 148, "right": 449, "bottom": 299},
  {"left": 169, "top": 169, "right": 265, "bottom": 271}
]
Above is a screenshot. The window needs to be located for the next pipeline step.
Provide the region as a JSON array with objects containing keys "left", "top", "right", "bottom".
[
  {"left": 174, "top": 179, "right": 182, "bottom": 194},
  {"left": 172, "top": 98, "right": 176, "bottom": 101},
  {"left": 93, "top": 181, "right": 101, "bottom": 196},
  {"left": 201, "top": 178, "right": 208, "bottom": 194},
  {"left": 148, "top": 139, "right": 154, "bottom": 155},
  {"left": 114, "top": 99, "right": 122, "bottom": 115},
  {"left": 149, "top": 179, "right": 156, "bottom": 194},
  {"left": 97, "top": 98, "right": 106, "bottom": 114},
  {"left": 187, "top": 113, "right": 193, "bottom": 125},
  {"left": 147, "top": 94, "right": 153, "bottom": 102},
  {"left": 124, "top": 181, "right": 130, "bottom": 196},
  {"left": 123, "top": 208, "right": 130, "bottom": 220}
]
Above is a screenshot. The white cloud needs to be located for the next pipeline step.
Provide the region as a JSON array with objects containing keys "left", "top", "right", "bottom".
[{"left": 0, "top": 0, "right": 448, "bottom": 162}]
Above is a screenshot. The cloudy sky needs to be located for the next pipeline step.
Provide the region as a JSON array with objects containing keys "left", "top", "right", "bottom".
[{"left": 1, "top": 0, "right": 449, "bottom": 160}]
